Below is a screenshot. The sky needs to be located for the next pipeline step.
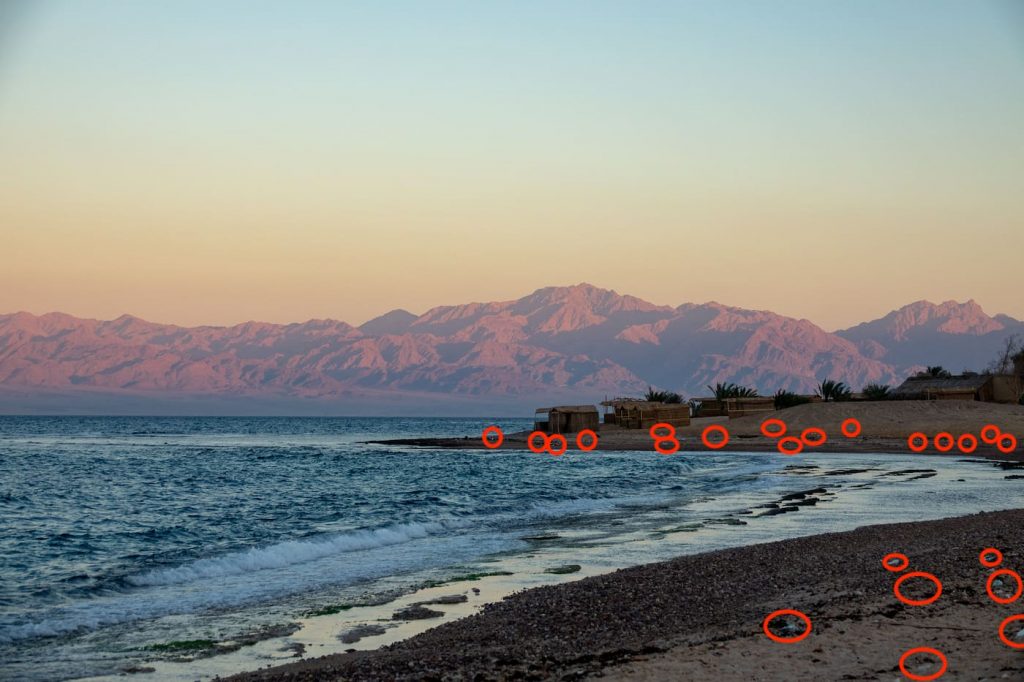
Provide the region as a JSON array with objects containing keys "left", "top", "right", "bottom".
[{"left": 1, "top": 0, "right": 1022, "bottom": 331}]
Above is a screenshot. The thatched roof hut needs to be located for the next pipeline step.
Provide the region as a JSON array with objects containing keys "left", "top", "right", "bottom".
[
  {"left": 600, "top": 399, "right": 690, "bottom": 429},
  {"left": 892, "top": 374, "right": 1021, "bottom": 403},
  {"left": 534, "top": 405, "right": 599, "bottom": 434},
  {"left": 694, "top": 396, "right": 776, "bottom": 418}
]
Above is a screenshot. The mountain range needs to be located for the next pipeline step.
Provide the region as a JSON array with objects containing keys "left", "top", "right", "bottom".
[{"left": 1, "top": 284, "right": 1021, "bottom": 415}]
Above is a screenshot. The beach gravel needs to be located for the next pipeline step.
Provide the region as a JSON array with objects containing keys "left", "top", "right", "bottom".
[{"left": 229, "top": 509, "right": 1024, "bottom": 681}]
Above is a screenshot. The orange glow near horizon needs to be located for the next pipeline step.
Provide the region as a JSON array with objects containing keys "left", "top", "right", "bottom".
[{"left": 2, "top": 2, "right": 1022, "bottom": 330}]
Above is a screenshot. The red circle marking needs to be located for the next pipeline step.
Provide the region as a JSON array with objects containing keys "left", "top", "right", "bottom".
[
  {"left": 908, "top": 432, "right": 929, "bottom": 453},
  {"left": 481, "top": 425, "right": 504, "bottom": 449},
  {"left": 761, "top": 419, "right": 787, "bottom": 438},
  {"left": 986, "top": 568, "right": 1023, "bottom": 605},
  {"left": 547, "top": 434, "right": 568, "bottom": 456},
  {"left": 933, "top": 432, "right": 954, "bottom": 452},
  {"left": 576, "top": 429, "right": 598, "bottom": 452},
  {"left": 997, "top": 433, "right": 1018, "bottom": 454},
  {"left": 898, "top": 647, "right": 948, "bottom": 681},
  {"left": 654, "top": 437, "right": 680, "bottom": 455},
  {"left": 882, "top": 552, "right": 910, "bottom": 573},
  {"left": 998, "top": 614, "right": 1024, "bottom": 649},
  {"left": 702, "top": 424, "right": 730, "bottom": 449},
  {"left": 527, "top": 431, "right": 550, "bottom": 454},
  {"left": 649, "top": 422, "right": 676, "bottom": 440},
  {"left": 894, "top": 571, "right": 943, "bottom": 606},
  {"left": 956, "top": 433, "right": 977, "bottom": 454},
  {"left": 980, "top": 424, "right": 1001, "bottom": 445},
  {"left": 841, "top": 418, "right": 861, "bottom": 438},
  {"left": 800, "top": 427, "right": 827, "bottom": 447},
  {"left": 980, "top": 548, "right": 1003, "bottom": 568},
  {"left": 777, "top": 436, "right": 804, "bottom": 456},
  {"left": 762, "top": 609, "right": 812, "bottom": 644}
]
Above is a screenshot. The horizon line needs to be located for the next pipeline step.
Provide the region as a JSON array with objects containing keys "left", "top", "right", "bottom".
[{"left": 0, "top": 284, "right": 999, "bottom": 335}]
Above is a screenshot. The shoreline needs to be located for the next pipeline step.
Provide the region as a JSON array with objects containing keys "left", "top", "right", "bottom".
[
  {"left": 89, "top": 450, "right": 1023, "bottom": 682},
  {"left": 370, "top": 432, "right": 1024, "bottom": 461},
  {"left": 229, "top": 509, "right": 1024, "bottom": 681},
  {"left": 9, "top": 403, "right": 1018, "bottom": 681},
  {"left": 368, "top": 401, "right": 1024, "bottom": 462}
]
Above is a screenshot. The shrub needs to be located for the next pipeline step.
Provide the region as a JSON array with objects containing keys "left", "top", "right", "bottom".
[
  {"left": 861, "top": 383, "right": 891, "bottom": 401},
  {"left": 773, "top": 389, "right": 811, "bottom": 409}
]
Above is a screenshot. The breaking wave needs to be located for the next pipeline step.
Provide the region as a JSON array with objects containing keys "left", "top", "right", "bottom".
[{"left": 127, "top": 520, "right": 470, "bottom": 587}]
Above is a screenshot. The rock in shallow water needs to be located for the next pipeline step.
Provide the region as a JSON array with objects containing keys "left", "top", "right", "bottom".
[
  {"left": 414, "top": 594, "right": 468, "bottom": 606},
  {"left": 393, "top": 605, "right": 445, "bottom": 620},
  {"left": 338, "top": 624, "right": 388, "bottom": 643},
  {"left": 544, "top": 564, "right": 582, "bottom": 575}
]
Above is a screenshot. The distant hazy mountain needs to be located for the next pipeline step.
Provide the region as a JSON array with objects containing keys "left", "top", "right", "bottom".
[
  {"left": 835, "top": 299, "right": 1024, "bottom": 375},
  {"left": 1, "top": 284, "right": 1020, "bottom": 414},
  {"left": 358, "top": 309, "right": 417, "bottom": 336}
]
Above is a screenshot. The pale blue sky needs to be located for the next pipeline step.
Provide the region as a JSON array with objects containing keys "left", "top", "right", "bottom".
[{"left": 2, "top": 1, "right": 1022, "bottom": 328}]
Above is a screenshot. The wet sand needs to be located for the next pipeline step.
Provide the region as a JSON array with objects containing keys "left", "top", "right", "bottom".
[
  {"left": 371, "top": 401, "right": 1024, "bottom": 462},
  {"left": 229, "top": 509, "right": 1024, "bottom": 681}
]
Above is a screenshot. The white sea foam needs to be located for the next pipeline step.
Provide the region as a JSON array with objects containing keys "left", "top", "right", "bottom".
[
  {"left": 0, "top": 525, "right": 507, "bottom": 645},
  {"left": 526, "top": 495, "right": 649, "bottom": 518},
  {"left": 126, "top": 494, "right": 655, "bottom": 590},
  {"left": 127, "top": 520, "right": 469, "bottom": 587}
]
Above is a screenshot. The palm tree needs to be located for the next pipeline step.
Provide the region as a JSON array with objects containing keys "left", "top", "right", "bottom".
[
  {"left": 706, "top": 382, "right": 759, "bottom": 400},
  {"left": 817, "top": 378, "right": 852, "bottom": 402},
  {"left": 862, "top": 383, "right": 891, "bottom": 401},
  {"left": 916, "top": 366, "right": 952, "bottom": 379},
  {"left": 644, "top": 387, "right": 683, "bottom": 403},
  {"left": 707, "top": 382, "right": 736, "bottom": 401},
  {"left": 688, "top": 399, "right": 704, "bottom": 417}
]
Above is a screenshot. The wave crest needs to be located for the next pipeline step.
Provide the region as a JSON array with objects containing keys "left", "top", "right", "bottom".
[{"left": 127, "top": 520, "right": 464, "bottom": 587}]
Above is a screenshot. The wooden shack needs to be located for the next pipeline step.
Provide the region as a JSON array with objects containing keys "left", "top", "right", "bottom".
[
  {"left": 694, "top": 396, "right": 776, "bottom": 418},
  {"left": 533, "top": 405, "right": 599, "bottom": 434},
  {"left": 892, "top": 374, "right": 1022, "bottom": 404},
  {"left": 726, "top": 396, "right": 776, "bottom": 417},
  {"left": 600, "top": 399, "right": 690, "bottom": 429}
]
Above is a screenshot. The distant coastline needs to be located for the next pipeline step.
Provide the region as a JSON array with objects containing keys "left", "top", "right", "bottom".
[{"left": 372, "top": 400, "right": 1024, "bottom": 463}]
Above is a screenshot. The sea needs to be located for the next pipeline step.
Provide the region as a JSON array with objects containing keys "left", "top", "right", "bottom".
[{"left": 1, "top": 416, "right": 1021, "bottom": 681}]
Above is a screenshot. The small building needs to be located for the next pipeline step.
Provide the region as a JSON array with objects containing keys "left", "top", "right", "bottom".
[
  {"left": 892, "top": 374, "right": 1022, "bottom": 404},
  {"left": 726, "top": 396, "right": 777, "bottom": 418},
  {"left": 694, "top": 396, "right": 776, "bottom": 418},
  {"left": 600, "top": 399, "right": 690, "bottom": 429},
  {"left": 534, "top": 405, "right": 599, "bottom": 434}
]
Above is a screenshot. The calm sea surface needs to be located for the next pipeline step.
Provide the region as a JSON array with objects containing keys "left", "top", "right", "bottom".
[{"left": 1, "top": 416, "right": 1020, "bottom": 681}]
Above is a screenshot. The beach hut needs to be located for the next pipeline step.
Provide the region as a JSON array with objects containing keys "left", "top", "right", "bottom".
[
  {"left": 891, "top": 374, "right": 1022, "bottom": 403},
  {"left": 533, "top": 406, "right": 599, "bottom": 434},
  {"left": 724, "top": 396, "right": 776, "bottom": 418},
  {"left": 693, "top": 396, "right": 776, "bottom": 418},
  {"left": 600, "top": 399, "right": 690, "bottom": 429},
  {"left": 694, "top": 398, "right": 728, "bottom": 418}
]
